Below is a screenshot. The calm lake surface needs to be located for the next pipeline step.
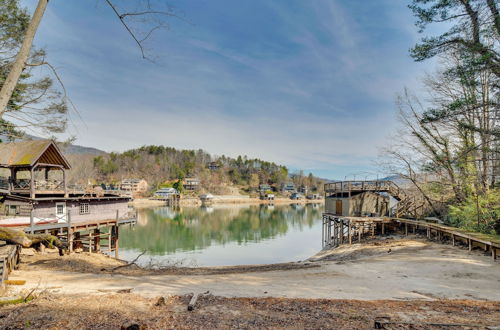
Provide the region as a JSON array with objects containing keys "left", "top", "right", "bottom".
[{"left": 119, "top": 203, "right": 324, "bottom": 267}]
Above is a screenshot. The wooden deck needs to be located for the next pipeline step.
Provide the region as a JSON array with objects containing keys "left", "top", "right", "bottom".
[{"left": 322, "top": 213, "right": 499, "bottom": 261}]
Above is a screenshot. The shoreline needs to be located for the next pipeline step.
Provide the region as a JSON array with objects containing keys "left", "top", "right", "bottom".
[
  {"left": 10, "top": 236, "right": 500, "bottom": 300},
  {"left": 130, "top": 196, "right": 324, "bottom": 208}
]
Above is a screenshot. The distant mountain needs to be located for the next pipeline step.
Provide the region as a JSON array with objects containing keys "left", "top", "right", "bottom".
[
  {"left": 0, "top": 134, "right": 106, "bottom": 156},
  {"left": 61, "top": 144, "right": 106, "bottom": 155}
]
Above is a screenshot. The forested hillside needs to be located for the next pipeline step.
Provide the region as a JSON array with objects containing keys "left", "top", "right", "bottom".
[{"left": 66, "top": 145, "right": 325, "bottom": 194}]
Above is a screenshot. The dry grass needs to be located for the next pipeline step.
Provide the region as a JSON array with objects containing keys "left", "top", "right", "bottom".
[{"left": 0, "top": 293, "right": 498, "bottom": 329}]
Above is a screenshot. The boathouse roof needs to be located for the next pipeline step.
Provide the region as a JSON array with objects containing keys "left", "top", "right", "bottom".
[{"left": 0, "top": 140, "right": 71, "bottom": 169}]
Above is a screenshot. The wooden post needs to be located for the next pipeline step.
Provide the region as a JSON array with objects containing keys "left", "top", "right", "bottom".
[
  {"left": 63, "top": 168, "right": 68, "bottom": 198},
  {"left": 30, "top": 167, "right": 35, "bottom": 199},
  {"left": 413, "top": 224, "right": 416, "bottom": 234},
  {"left": 114, "top": 225, "right": 119, "bottom": 259},
  {"left": 468, "top": 239, "right": 472, "bottom": 251},
  {"left": 29, "top": 209, "right": 34, "bottom": 234},
  {"left": 427, "top": 227, "right": 430, "bottom": 239},
  {"left": 371, "top": 223, "right": 375, "bottom": 238},
  {"left": 358, "top": 225, "right": 362, "bottom": 242},
  {"left": 89, "top": 231, "right": 93, "bottom": 253},
  {"left": 94, "top": 228, "right": 101, "bottom": 253},
  {"left": 451, "top": 234, "right": 455, "bottom": 246},
  {"left": 108, "top": 232, "right": 111, "bottom": 253},
  {"left": 381, "top": 223, "right": 385, "bottom": 235},
  {"left": 405, "top": 223, "right": 408, "bottom": 236},
  {"left": 340, "top": 221, "right": 344, "bottom": 244},
  {"left": 348, "top": 222, "right": 352, "bottom": 245},
  {"left": 492, "top": 248, "right": 497, "bottom": 261}
]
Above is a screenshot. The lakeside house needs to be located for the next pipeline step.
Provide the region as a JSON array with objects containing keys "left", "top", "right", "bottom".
[
  {"left": 0, "top": 140, "right": 131, "bottom": 225},
  {"left": 154, "top": 187, "right": 179, "bottom": 198},
  {"left": 184, "top": 177, "right": 200, "bottom": 191},
  {"left": 281, "top": 182, "right": 296, "bottom": 193},
  {"left": 298, "top": 185, "right": 308, "bottom": 195},
  {"left": 207, "top": 162, "right": 219, "bottom": 170},
  {"left": 258, "top": 184, "right": 272, "bottom": 192},
  {"left": 120, "top": 178, "right": 148, "bottom": 196}
]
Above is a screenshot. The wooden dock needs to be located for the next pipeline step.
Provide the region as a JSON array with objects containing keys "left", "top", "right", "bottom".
[
  {"left": 322, "top": 213, "right": 499, "bottom": 261},
  {"left": 18, "top": 211, "right": 137, "bottom": 258}
]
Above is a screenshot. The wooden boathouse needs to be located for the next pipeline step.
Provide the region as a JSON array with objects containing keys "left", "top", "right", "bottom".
[
  {"left": 322, "top": 180, "right": 499, "bottom": 261},
  {"left": 0, "top": 140, "right": 136, "bottom": 281}
]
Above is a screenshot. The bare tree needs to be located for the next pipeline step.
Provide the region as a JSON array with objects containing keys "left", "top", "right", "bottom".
[{"left": 0, "top": 0, "right": 183, "bottom": 121}]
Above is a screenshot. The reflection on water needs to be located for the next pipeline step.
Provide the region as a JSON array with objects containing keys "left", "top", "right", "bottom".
[{"left": 120, "top": 203, "right": 323, "bottom": 266}]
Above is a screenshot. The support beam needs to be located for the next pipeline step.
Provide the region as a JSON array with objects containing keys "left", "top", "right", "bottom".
[
  {"left": 94, "top": 229, "right": 101, "bottom": 253},
  {"left": 114, "top": 226, "right": 119, "bottom": 259}
]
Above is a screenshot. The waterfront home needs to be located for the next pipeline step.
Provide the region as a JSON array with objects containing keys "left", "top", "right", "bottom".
[
  {"left": 298, "top": 185, "right": 308, "bottom": 194},
  {"left": 260, "top": 192, "right": 275, "bottom": 200},
  {"left": 207, "top": 162, "right": 219, "bottom": 170},
  {"left": 281, "top": 182, "right": 296, "bottom": 193},
  {"left": 0, "top": 140, "right": 131, "bottom": 225},
  {"left": 290, "top": 192, "right": 304, "bottom": 200},
  {"left": 154, "top": 187, "right": 179, "bottom": 197},
  {"left": 258, "top": 184, "right": 272, "bottom": 192},
  {"left": 184, "top": 177, "right": 200, "bottom": 191},
  {"left": 120, "top": 178, "right": 148, "bottom": 196}
]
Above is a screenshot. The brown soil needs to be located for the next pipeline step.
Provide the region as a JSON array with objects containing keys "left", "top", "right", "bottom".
[
  {"left": 19, "top": 252, "right": 319, "bottom": 276},
  {"left": 0, "top": 293, "right": 498, "bottom": 329}
]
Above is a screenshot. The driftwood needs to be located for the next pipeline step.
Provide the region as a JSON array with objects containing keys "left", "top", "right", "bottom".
[
  {"left": 0, "top": 227, "right": 65, "bottom": 249},
  {"left": 110, "top": 251, "right": 146, "bottom": 272},
  {"left": 187, "top": 293, "right": 199, "bottom": 311},
  {"left": 187, "top": 291, "right": 210, "bottom": 311}
]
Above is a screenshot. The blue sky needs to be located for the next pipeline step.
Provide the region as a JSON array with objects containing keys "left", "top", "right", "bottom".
[{"left": 24, "top": 0, "right": 433, "bottom": 180}]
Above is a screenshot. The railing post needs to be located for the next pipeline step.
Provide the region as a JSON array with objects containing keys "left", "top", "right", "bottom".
[
  {"left": 67, "top": 210, "right": 73, "bottom": 254},
  {"left": 29, "top": 209, "right": 34, "bottom": 234}
]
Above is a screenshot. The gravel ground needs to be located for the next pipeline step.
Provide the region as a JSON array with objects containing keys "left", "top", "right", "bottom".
[{"left": 0, "top": 293, "right": 499, "bottom": 329}]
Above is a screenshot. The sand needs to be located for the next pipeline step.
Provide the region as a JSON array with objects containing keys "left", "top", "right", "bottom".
[{"left": 9, "top": 237, "right": 500, "bottom": 301}]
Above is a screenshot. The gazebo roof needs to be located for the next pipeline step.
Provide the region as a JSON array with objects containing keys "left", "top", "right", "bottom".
[{"left": 0, "top": 140, "right": 71, "bottom": 169}]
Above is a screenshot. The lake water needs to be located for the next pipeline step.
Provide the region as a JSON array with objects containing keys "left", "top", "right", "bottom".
[{"left": 119, "top": 203, "right": 324, "bottom": 267}]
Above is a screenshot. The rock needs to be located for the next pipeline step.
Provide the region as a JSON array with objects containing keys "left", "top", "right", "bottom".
[{"left": 20, "top": 248, "right": 35, "bottom": 256}]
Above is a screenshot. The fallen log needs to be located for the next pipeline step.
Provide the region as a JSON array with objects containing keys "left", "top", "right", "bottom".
[
  {"left": 0, "top": 227, "right": 65, "bottom": 249},
  {"left": 187, "top": 293, "right": 199, "bottom": 311}
]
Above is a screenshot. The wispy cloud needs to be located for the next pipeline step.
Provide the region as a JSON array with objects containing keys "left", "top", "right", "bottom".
[{"left": 26, "top": 0, "right": 433, "bottom": 179}]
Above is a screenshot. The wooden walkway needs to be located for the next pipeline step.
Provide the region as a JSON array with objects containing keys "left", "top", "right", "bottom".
[{"left": 322, "top": 213, "right": 499, "bottom": 261}]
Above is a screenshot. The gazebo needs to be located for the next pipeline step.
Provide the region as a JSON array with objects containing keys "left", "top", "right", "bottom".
[{"left": 0, "top": 140, "right": 71, "bottom": 198}]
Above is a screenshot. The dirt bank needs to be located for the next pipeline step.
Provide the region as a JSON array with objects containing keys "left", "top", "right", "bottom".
[
  {"left": 1, "top": 293, "right": 499, "bottom": 329},
  {"left": 9, "top": 237, "right": 500, "bottom": 301}
]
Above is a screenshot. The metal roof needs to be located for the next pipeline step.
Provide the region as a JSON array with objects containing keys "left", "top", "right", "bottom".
[{"left": 0, "top": 140, "right": 71, "bottom": 169}]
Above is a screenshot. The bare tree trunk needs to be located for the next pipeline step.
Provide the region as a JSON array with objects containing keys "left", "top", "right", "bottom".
[{"left": 0, "top": 0, "right": 48, "bottom": 118}]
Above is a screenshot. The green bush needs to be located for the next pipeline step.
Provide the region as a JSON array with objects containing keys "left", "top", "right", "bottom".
[{"left": 448, "top": 189, "right": 500, "bottom": 234}]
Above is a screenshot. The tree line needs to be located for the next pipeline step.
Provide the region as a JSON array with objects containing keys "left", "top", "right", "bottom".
[
  {"left": 383, "top": 0, "right": 499, "bottom": 234},
  {"left": 73, "top": 145, "right": 294, "bottom": 193}
]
